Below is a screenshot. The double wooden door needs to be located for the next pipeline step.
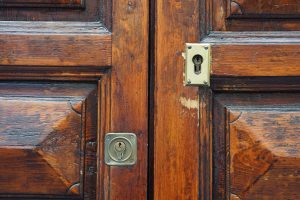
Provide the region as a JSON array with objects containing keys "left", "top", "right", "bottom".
[
  {"left": 1, "top": 0, "right": 300, "bottom": 200},
  {"left": 0, "top": 0, "right": 148, "bottom": 200}
]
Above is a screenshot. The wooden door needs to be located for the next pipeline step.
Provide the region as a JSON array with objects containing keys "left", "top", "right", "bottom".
[
  {"left": 0, "top": 1, "right": 148, "bottom": 200},
  {"left": 153, "top": 0, "right": 300, "bottom": 199}
]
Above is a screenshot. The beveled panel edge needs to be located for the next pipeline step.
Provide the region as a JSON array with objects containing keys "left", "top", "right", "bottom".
[
  {"left": 198, "top": 32, "right": 300, "bottom": 76},
  {"left": 202, "top": 31, "right": 300, "bottom": 43},
  {"left": 227, "top": 0, "right": 300, "bottom": 19},
  {"left": 0, "top": 0, "right": 85, "bottom": 8},
  {"left": 0, "top": 21, "right": 110, "bottom": 35},
  {"left": 213, "top": 93, "right": 300, "bottom": 200}
]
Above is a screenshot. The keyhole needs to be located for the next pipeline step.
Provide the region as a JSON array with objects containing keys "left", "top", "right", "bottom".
[{"left": 192, "top": 54, "right": 203, "bottom": 75}]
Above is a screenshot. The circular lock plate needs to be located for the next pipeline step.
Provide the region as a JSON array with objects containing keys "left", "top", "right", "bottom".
[{"left": 108, "top": 137, "right": 133, "bottom": 162}]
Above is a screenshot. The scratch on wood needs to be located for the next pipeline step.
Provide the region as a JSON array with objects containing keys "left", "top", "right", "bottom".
[{"left": 179, "top": 97, "right": 198, "bottom": 110}]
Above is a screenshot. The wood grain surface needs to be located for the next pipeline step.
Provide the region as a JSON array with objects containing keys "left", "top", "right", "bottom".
[
  {"left": 109, "top": 0, "right": 149, "bottom": 199},
  {"left": 154, "top": 0, "right": 200, "bottom": 199},
  {"left": 0, "top": 0, "right": 101, "bottom": 21},
  {"left": 214, "top": 93, "right": 300, "bottom": 200},
  {"left": 228, "top": 0, "right": 300, "bottom": 17},
  {"left": 212, "top": 0, "right": 300, "bottom": 31},
  {"left": 229, "top": 109, "right": 300, "bottom": 200},
  {"left": 211, "top": 44, "right": 300, "bottom": 76},
  {"left": 201, "top": 32, "right": 300, "bottom": 76},
  {"left": 0, "top": 0, "right": 84, "bottom": 8},
  {"left": 0, "top": 22, "right": 111, "bottom": 67},
  {"left": 0, "top": 82, "right": 97, "bottom": 199}
]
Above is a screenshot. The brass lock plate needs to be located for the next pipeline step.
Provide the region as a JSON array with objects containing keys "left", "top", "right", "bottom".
[
  {"left": 104, "top": 133, "right": 137, "bottom": 166},
  {"left": 182, "top": 43, "right": 211, "bottom": 86}
]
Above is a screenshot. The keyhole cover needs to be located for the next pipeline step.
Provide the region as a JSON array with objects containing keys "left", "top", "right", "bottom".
[{"left": 105, "top": 133, "right": 137, "bottom": 166}]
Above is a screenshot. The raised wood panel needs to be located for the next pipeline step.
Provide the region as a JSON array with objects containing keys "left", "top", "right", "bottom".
[
  {"left": 212, "top": 0, "right": 300, "bottom": 30},
  {"left": 228, "top": 109, "right": 300, "bottom": 200},
  {"left": 0, "top": 82, "right": 97, "bottom": 199},
  {"left": 0, "top": 0, "right": 84, "bottom": 8},
  {"left": 214, "top": 93, "right": 300, "bottom": 200},
  {"left": 228, "top": 0, "right": 300, "bottom": 18},
  {"left": 200, "top": 32, "right": 300, "bottom": 77},
  {"left": 0, "top": 22, "right": 111, "bottom": 67},
  {"left": 0, "top": 0, "right": 103, "bottom": 22},
  {"left": 211, "top": 44, "right": 300, "bottom": 76}
]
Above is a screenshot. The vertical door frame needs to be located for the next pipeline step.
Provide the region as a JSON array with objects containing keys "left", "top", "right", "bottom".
[
  {"left": 152, "top": 0, "right": 202, "bottom": 199},
  {"left": 109, "top": 0, "right": 149, "bottom": 199}
]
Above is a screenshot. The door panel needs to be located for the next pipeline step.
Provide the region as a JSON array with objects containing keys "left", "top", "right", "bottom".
[
  {"left": 228, "top": 0, "right": 300, "bottom": 17},
  {"left": 214, "top": 93, "right": 300, "bottom": 200},
  {"left": 0, "top": 0, "right": 148, "bottom": 198},
  {"left": 0, "top": 0, "right": 84, "bottom": 8},
  {"left": 154, "top": 0, "right": 300, "bottom": 199},
  {"left": 213, "top": 0, "right": 300, "bottom": 30},
  {"left": 0, "top": 0, "right": 100, "bottom": 21},
  {"left": 0, "top": 82, "right": 97, "bottom": 199}
]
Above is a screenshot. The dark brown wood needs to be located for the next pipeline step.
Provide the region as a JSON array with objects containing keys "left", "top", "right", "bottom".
[
  {"left": 0, "top": 0, "right": 84, "bottom": 8},
  {"left": 228, "top": 0, "right": 300, "bottom": 18},
  {"left": 0, "top": 82, "right": 97, "bottom": 199},
  {"left": 211, "top": 0, "right": 300, "bottom": 31},
  {"left": 154, "top": 0, "right": 200, "bottom": 199},
  {"left": 211, "top": 77, "right": 300, "bottom": 91},
  {"left": 199, "top": 87, "right": 213, "bottom": 200},
  {"left": 214, "top": 93, "right": 300, "bottom": 200},
  {"left": 0, "top": 0, "right": 101, "bottom": 22}
]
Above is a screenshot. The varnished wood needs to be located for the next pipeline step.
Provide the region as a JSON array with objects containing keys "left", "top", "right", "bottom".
[
  {"left": 154, "top": 0, "right": 300, "bottom": 199},
  {"left": 0, "top": 82, "right": 97, "bottom": 199},
  {"left": 200, "top": 32, "right": 300, "bottom": 76},
  {"left": 199, "top": 87, "right": 213, "bottom": 200},
  {"left": 0, "top": 0, "right": 101, "bottom": 22},
  {"left": 211, "top": 44, "right": 300, "bottom": 76},
  {"left": 227, "top": 0, "right": 300, "bottom": 18},
  {"left": 0, "top": 22, "right": 111, "bottom": 67},
  {"left": 0, "top": 0, "right": 148, "bottom": 198},
  {"left": 211, "top": 0, "right": 300, "bottom": 31},
  {"left": 214, "top": 93, "right": 300, "bottom": 200},
  {"left": 154, "top": 0, "right": 200, "bottom": 199},
  {"left": 110, "top": 0, "right": 149, "bottom": 199},
  {"left": 0, "top": 0, "right": 84, "bottom": 8}
]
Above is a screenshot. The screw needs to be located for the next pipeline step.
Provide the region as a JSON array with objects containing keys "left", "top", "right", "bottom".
[
  {"left": 203, "top": 81, "right": 208, "bottom": 85},
  {"left": 88, "top": 167, "right": 95, "bottom": 175},
  {"left": 188, "top": 46, "right": 192, "bottom": 49},
  {"left": 87, "top": 141, "right": 97, "bottom": 148},
  {"left": 187, "top": 79, "right": 191, "bottom": 84},
  {"left": 204, "top": 46, "right": 208, "bottom": 50}
]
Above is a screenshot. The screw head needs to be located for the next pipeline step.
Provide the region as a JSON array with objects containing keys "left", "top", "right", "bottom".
[
  {"left": 204, "top": 46, "right": 208, "bottom": 50},
  {"left": 187, "top": 79, "right": 191, "bottom": 84}
]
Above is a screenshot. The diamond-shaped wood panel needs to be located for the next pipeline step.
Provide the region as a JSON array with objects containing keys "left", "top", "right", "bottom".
[
  {"left": 0, "top": 82, "right": 97, "bottom": 199},
  {"left": 228, "top": 109, "right": 300, "bottom": 200}
]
